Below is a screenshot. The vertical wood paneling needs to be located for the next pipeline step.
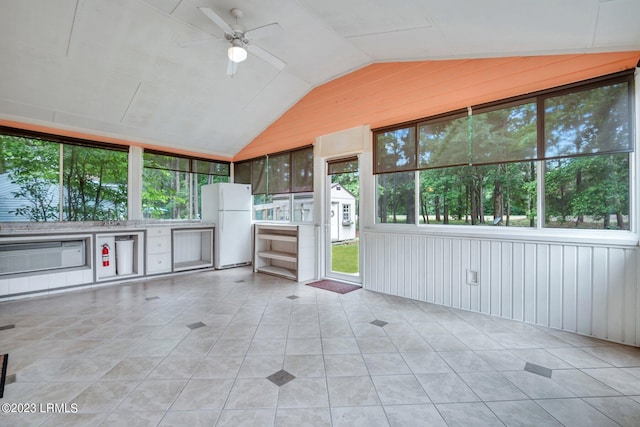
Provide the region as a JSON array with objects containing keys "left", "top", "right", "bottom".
[
  {"left": 562, "top": 246, "right": 577, "bottom": 332},
  {"left": 442, "top": 238, "right": 452, "bottom": 306},
  {"left": 524, "top": 244, "right": 536, "bottom": 323},
  {"left": 362, "top": 231, "right": 639, "bottom": 346},
  {"left": 501, "top": 242, "right": 513, "bottom": 318},
  {"left": 548, "top": 245, "right": 563, "bottom": 329},
  {"left": 480, "top": 240, "right": 491, "bottom": 314},
  {"left": 490, "top": 241, "right": 501, "bottom": 316},
  {"left": 607, "top": 248, "right": 625, "bottom": 343},
  {"left": 461, "top": 239, "right": 471, "bottom": 311},
  {"left": 470, "top": 240, "right": 481, "bottom": 312},
  {"left": 426, "top": 238, "right": 435, "bottom": 303},
  {"left": 536, "top": 245, "right": 549, "bottom": 325},
  {"left": 388, "top": 234, "right": 398, "bottom": 295},
  {"left": 451, "top": 239, "right": 462, "bottom": 309},
  {"left": 418, "top": 237, "right": 427, "bottom": 301},
  {"left": 512, "top": 242, "right": 524, "bottom": 321},
  {"left": 409, "top": 236, "right": 419, "bottom": 300},
  {"left": 591, "top": 247, "right": 608, "bottom": 339},
  {"left": 624, "top": 249, "right": 637, "bottom": 344},
  {"left": 576, "top": 246, "right": 593, "bottom": 336}
]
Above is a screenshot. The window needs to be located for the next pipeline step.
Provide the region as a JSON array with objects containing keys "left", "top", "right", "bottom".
[
  {"left": 377, "top": 171, "right": 415, "bottom": 224},
  {"left": 142, "top": 150, "right": 229, "bottom": 220},
  {"left": 234, "top": 146, "right": 314, "bottom": 222},
  {"left": 373, "top": 71, "right": 634, "bottom": 230},
  {"left": 342, "top": 204, "right": 351, "bottom": 222},
  {"left": 0, "top": 128, "right": 128, "bottom": 222}
]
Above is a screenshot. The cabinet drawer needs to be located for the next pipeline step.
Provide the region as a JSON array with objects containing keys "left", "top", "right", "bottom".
[
  {"left": 147, "top": 236, "right": 170, "bottom": 254},
  {"left": 147, "top": 253, "right": 171, "bottom": 274},
  {"left": 147, "top": 227, "right": 171, "bottom": 237}
]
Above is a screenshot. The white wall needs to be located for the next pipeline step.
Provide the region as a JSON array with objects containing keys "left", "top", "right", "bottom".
[{"left": 362, "top": 230, "right": 640, "bottom": 345}]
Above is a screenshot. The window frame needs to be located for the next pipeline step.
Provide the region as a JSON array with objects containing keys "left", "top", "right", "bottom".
[
  {"left": 234, "top": 146, "right": 314, "bottom": 223},
  {"left": 372, "top": 70, "right": 636, "bottom": 234},
  {"left": 0, "top": 126, "right": 129, "bottom": 222},
  {"left": 142, "top": 149, "right": 230, "bottom": 220}
]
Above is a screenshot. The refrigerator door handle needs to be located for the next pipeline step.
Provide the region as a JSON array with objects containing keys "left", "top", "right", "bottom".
[{"left": 220, "top": 211, "right": 224, "bottom": 231}]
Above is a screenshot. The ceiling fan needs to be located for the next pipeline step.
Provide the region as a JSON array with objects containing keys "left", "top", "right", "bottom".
[{"left": 196, "top": 7, "right": 285, "bottom": 76}]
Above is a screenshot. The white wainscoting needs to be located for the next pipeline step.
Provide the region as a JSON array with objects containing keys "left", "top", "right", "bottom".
[{"left": 362, "top": 230, "right": 640, "bottom": 346}]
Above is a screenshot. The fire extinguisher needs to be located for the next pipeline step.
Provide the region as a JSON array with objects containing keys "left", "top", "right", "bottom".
[{"left": 102, "top": 244, "right": 110, "bottom": 267}]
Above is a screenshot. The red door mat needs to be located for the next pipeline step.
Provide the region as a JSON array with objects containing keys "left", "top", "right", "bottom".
[{"left": 306, "top": 279, "right": 361, "bottom": 294}]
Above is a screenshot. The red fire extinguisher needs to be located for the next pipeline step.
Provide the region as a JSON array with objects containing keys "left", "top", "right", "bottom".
[{"left": 102, "top": 244, "right": 110, "bottom": 267}]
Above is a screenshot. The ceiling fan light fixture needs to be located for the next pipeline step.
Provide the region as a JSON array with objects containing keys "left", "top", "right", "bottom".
[{"left": 228, "top": 40, "right": 247, "bottom": 63}]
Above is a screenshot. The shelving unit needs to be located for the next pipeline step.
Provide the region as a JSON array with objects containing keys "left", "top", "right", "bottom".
[
  {"left": 172, "top": 227, "right": 214, "bottom": 272},
  {"left": 254, "top": 224, "right": 315, "bottom": 281}
]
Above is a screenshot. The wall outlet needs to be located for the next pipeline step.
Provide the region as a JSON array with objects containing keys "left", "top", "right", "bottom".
[{"left": 466, "top": 269, "right": 478, "bottom": 285}]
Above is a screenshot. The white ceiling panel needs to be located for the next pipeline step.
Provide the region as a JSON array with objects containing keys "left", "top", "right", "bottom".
[
  {"left": 593, "top": 0, "right": 640, "bottom": 48},
  {"left": 427, "top": 0, "right": 600, "bottom": 56},
  {"left": 347, "top": 27, "right": 453, "bottom": 61},
  {"left": 0, "top": 0, "right": 638, "bottom": 157}
]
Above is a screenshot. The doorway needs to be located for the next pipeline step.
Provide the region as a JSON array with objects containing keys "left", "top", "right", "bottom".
[{"left": 326, "top": 157, "right": 360, "bottom": 283}]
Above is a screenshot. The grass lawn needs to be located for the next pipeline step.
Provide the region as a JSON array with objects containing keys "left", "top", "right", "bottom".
[{"left": 332, "top": 242, "right": 359, "bottom": 274}]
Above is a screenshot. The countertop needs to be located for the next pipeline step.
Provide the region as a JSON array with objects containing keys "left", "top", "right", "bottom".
[{"left": 0, "top": 220, "right": 215, "bottom": 236}]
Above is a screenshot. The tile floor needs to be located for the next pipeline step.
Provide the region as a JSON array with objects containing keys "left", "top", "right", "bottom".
[{"left": 2, "top": 267, "right": 640, "bottom": 426}]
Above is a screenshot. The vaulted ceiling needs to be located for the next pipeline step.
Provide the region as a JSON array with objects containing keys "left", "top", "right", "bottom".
[{"left": 1, "top": 0, "right": 639, "bottom": 160}]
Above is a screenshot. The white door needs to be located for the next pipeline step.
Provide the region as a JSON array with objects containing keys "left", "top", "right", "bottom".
[{"left": 325, "top": 157, "right": 360, "bottom": 283}]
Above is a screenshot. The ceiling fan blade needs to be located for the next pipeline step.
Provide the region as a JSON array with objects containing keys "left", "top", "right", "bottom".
[
  {"left": 198, "top": 7, "right": 233, "bottom": 34},
  {"left": 244, "top": 23, "right": 281, "bottom": 41},
  {"left": 227, "top": 59, "right": 238, "bottom": 76},
  {"left": 247, "top": 44, "right": 286, "bottom": 71}
]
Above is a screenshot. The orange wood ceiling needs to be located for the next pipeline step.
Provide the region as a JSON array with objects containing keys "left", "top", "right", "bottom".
[{"left": 234, "top": 51, "right": 640, "bottom": 161}]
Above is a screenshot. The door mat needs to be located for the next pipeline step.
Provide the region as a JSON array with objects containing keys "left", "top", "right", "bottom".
[
  {"left": 1, "top": 353, "right": 7, "bottom": 398},
  {"left": 306, "top": 279, "right": 361, "bottom": 294}
]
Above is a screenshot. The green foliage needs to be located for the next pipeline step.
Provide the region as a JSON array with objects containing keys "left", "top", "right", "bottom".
[
  {"left": 1, "top": 135, "right": 60, "bottom": 221},
  {"left": 1, "top": 135, "right": 128, "bottom": 221},
  {"left": 331, "top": 242, "right": 359, "bottom": 274}
]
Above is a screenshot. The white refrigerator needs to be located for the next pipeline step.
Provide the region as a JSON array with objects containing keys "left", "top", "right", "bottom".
[{"left": 201, "top": 182, "right": 252, "bottom": 269}]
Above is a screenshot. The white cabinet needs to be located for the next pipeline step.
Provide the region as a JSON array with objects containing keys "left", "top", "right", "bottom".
[
  {"left": 254, "top": 224, "right": 315, "bottom": 281},
  {"left": 172, "top": 228, "right": 214, "bottom": 271},
  {"left": 146, "top": 227, "right": 171, "bottom": 275}
]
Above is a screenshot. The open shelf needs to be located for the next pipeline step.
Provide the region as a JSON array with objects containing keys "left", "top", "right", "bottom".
[
  {"left": 257, "top": 233, "right": 297, "bottom": 243},
  {"left": 172, "top": 228, "right": 214, "bottom": 272},
  {"left": 254, "top": 224, "right": 314, "bottom": 282},
  {"left": 257, "top": 250, "right": 297, "bottom": 263},
  {"left": 256, "top": 265, "right": 297, "bottom": 280}
]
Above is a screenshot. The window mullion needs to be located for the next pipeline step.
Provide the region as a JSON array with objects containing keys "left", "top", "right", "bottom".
[
  {"left": 536, "top": 160, "right": 545, "bottom": 229},
  {"left": 59, "top": 143, "right": 64, "bottom": 221}
]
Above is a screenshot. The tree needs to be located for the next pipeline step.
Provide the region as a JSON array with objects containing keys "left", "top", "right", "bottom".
[
  {"left": 1, "top": 135, "right": 59, "bottom": 221},
  {"left": 1, "top": 135, "right": 128, "bottom": 221}
]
